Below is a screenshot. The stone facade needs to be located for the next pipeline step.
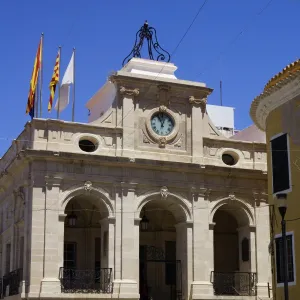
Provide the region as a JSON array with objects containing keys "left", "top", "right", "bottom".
[{"left": 0, "top": 58, "right": 272, "bottom": 300}]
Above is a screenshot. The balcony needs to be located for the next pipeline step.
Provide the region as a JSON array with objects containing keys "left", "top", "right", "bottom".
[
  {"left": 210, "top": 271, "right": 257, "bottom": 296},
  {"left": 59, "top": 268, "right": 113, "bottom": 294},
  {"left": 2, "top": 268, "right": 23, "bottom": 297}
]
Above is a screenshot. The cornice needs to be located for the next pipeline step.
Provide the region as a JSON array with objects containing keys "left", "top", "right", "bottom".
[
  {"left": 250, "top": 70, "right": 300, "bottom": 131},
  {"left": 24, "top": 149, "right": 267, "bottom": 180},
  {"left": 110, "top": 72, "right": 213, "bottom": 96}
]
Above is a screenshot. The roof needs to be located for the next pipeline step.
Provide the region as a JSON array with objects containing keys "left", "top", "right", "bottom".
[
  {"left": 230, "top": 124, "right": 266, "bottom": 143},
  {"left": 250, "top": 59, "right": 300, "bottom": 129},
  {"left": 264, "top": 59, "right": 300, "bottom": 91}
]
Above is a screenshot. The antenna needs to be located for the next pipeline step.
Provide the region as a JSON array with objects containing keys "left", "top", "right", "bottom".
[{"left": 220, "top": 80, "right": 223, "bottom": 106}]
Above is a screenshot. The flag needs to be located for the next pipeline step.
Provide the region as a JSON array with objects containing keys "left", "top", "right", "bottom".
[
  {"left": 48, "top": 50, "right": 60, "bottom": 111},
  {"left": 54, "top": 52, "right": 74, "bottom": 112},
  {"left": 26, "top": 38, "right": 42, "bottom": 118}
]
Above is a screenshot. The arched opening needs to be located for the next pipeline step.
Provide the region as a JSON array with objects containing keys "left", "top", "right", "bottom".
[
  {"left": 61, "top": 194, "right": 112, "bottom": 293},
  {"left": 139, "top": 197, "right": 187, "bottom": 300},
  {"left": 212, "top": 203, "right": 254, "bottom": 296}
]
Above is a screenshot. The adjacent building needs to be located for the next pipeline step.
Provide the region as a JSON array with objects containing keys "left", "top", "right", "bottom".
[
  {"left": 251, "top": 59, "right": 300, "bottom": 299},
  {"left": 0, "top": 53, "right": 273, "bottom": 300}
]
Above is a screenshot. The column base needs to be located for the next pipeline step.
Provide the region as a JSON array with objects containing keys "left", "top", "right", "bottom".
[
  {"left": 39, "top": 278, "right": 61, "bottom": 295},
  {"left": 112, "top": 279, "right": 139, "bottom": 299},
  {"left": 191, "top": 281, "right": 214, "bottom": 298},
  {"left": 257, "top": 282, "right": 272, "bottom": 299}
]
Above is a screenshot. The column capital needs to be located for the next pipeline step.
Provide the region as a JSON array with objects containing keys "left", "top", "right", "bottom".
[
  {"left": 45, "top": 176, "right": 63, "bottom": 187},
  {"left": 120, "top": 86, "right": 140, "bottom": 97},
  {"left": 58, "top": 213, "right": 67, "bottom": 222},
  {"left": 189, "top": 96, "right": 207, "bottom": 113},
  {"left": 209, "top": 222, "right": 216, "bottom": 230},
  {"left": 175, "top": 220, "right": 193, "bottom": 229},
  {"left": 120, "top": 182, "right": 138, "bottom": 192},
  {"left": 100, "top": 216, "right": 116, "bottom": 225}
]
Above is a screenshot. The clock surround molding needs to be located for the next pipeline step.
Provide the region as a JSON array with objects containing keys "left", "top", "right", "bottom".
[{"left": 145, "top": 106, "right": 180, "bottom": 146}]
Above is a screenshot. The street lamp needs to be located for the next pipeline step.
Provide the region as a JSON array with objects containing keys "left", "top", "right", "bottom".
[
  {"left": 276, "top": 193, "right": 289, "bottom": 300},
  {"left": 67, "top": 205, "right": 77, "bottom": 227}
]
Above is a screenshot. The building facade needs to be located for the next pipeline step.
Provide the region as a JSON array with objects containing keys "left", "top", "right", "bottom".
[
  {"left": 251, "top": 59, "right": 300, "bottom": 299},
  {"left": 0, "top": 58, "right": 272, "bottom": 300}
]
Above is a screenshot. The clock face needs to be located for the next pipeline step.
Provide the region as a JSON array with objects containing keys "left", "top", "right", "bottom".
[{"left": 151, "top": 112, "right": 174, "bottom": 136}]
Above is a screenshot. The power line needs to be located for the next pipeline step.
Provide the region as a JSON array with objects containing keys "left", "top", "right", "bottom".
[{"left": 198, "top": 0, "right": 275, "bottom": 77}]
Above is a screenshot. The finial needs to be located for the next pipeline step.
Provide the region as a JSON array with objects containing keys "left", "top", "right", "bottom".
[{"left": 122, "top": 21, "right": 171, "bottom": 66}]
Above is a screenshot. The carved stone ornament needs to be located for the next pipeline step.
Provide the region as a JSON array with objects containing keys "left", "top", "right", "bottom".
[
  {"left": 157, "top": 85, "right": 171, "bottom": 106},
  {"left": 228, "top": 193, "right": 236, "bottom": 201},
  {"left": 143, "top": 133, "right": 151, "bottom": 144},
  {"left": 120, "top": 86, "right": 140, "bottom": 97},
  {"left": 158, "top": 137, "right": 167, "bottom": 148},
  {"left": 84, "top": 181, "right": 93, "bottom": 192},
  {"left": 160, "top": 186, "right": 169, "bottom": 199},
  {"left": 189, "top": 96, "right": 207, "bottom": 113},
  {"left": 159, "top": 105, "right": 167, "bottom": 112}
]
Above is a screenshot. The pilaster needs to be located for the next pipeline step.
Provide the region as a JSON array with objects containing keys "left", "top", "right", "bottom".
[
  {"left": 113, "top": 182, "right": 139, "bottom": 299},
  {"left": 39, "top": 176, "right": 63, "bottom": 296},
  {"left": 119, "top": 86, "right": 139, "bottom": 155},
  {"left": 189, "top": 96, "right": 207, "bottom": 164},
  {"left": 191, "top": 190, "right": 214, "bottom": 297},
  {"left": 255, "top": 203, "right": 272, "bottom": 298}
]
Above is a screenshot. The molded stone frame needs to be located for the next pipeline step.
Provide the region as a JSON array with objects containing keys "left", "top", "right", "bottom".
[{"left": 145, "top": 106, "right": 180, "bottom": 145}]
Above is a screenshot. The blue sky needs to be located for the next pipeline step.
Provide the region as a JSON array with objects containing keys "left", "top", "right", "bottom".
[{"left": 0, "top": 0, "right": 299, "bottom": 156}]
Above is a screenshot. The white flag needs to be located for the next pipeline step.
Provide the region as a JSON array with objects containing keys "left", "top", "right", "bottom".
[{"left": 54, "top": 52, "right": 74, "bottom": 112}]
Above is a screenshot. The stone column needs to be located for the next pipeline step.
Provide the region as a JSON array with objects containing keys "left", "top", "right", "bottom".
[
  {"left": 100, "top": 217, "right": 115, "bottom": 274},
  {"left": 255, "top": 202, "right": 272, "bottom": 298},
  {"left": 191, "top": 190, "right": 214, "bottom": 297},
  {"left": 175, "top": 221, "right": 193, "bottom": 300},
  {"left": 113, "top": 183, "right": 139, "bottom": 299},
  {"left": 39, "top": 176, "right": 62, "bottom": 296},
  {"left": 21, "top": 180, "right": 31, "bottom": 296},
  {"left": 27, "top": 182, "right": 46, "bottom": 297},
  {"left": 119, "top": 86, "right": 139, "bottom": 157}
]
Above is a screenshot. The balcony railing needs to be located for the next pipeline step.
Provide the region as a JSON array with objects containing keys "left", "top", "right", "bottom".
[
  {"left": 2, "top": 268, "right": 23, "bottom": 297},
  {"left": 59, "top": 268, "right": 113, "bottom": 293},
  {"left": 210, "top": 271, "right": 257, "bottom": 296}
]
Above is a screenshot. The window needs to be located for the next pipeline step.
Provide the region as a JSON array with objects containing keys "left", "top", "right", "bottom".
[
  {"left": 275, "top": 233, "right": 295, "bottom": 285},
  {"left": 270, "top": 133, "right": 291, "bottom": 194},
  {"left": 64, "top": 242, "right": 77, "bottom": 270}
]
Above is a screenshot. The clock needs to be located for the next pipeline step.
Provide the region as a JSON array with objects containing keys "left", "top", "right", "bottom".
[{"left": 151, "top": 112, "right": 174, "bottom": 136}]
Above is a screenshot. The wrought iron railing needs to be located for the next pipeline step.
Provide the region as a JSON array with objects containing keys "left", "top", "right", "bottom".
[
  {"left": 2, "top": 268, "right": 23, "bottom": 297},
  {"left": 59, "top": 268, "right": 113, "bottom": 293},
  {"left": 210, "top": 271, "right": 257, "bottom": 296}
]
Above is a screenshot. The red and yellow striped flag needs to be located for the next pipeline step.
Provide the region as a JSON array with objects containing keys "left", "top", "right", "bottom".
[
  {"left": 26, "top": 38, "right": 42, "bottom": 117},
  {"left": 48, "top": 50, "right": 60, "bottom": 111}
]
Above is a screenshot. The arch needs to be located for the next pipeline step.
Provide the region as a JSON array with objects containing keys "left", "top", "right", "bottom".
[
  {"left": 209, "top": 196, "right": 254, "bottom": 227},
  {"left": 136, "top": 191, "right": 192, "bottom": 222},
  {"left": 60, "top": 184, "right": 114, "bottom": 217}
]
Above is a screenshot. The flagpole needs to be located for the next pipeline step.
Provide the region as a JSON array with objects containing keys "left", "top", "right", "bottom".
[
  {"left": 39, "top": 33, "right": 44, "bottom": 118},
  {"left": 72, "top": 48, "right": 76, "bottom": 122},
  {"left": 57, "top": 46, "right": 62, "bottom": 120},
  {"left": 35, "top": 74, "right": 39, "bottom": 118}
]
